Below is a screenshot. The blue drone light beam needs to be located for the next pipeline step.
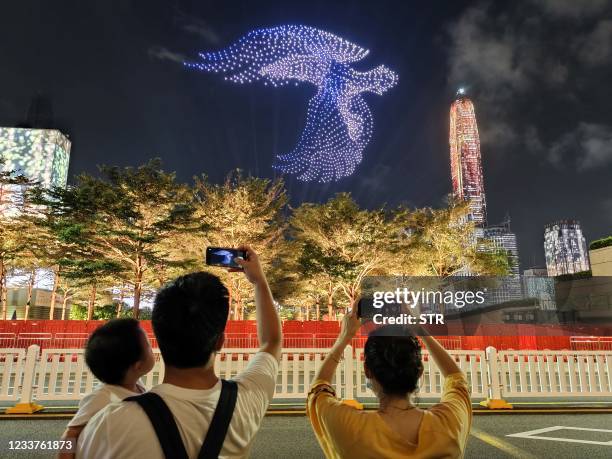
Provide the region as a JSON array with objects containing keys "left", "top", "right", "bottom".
[{"left": 185, "top": 25, "right": 398, "bottom": 182}]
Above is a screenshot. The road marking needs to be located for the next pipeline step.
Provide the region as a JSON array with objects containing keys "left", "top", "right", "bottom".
[
  {"left": 471, "top": 427, "right": 537, "bottom": 458},
  {"left": 507, "top": 426, "right": 612, "bottom": 446}
]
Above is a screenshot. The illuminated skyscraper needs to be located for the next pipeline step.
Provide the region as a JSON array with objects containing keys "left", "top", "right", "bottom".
[
  {"left": 449, "top": 89, "right": 487, "bottom": 226},
  {"left": 544, "top": 220, "right": 590, "bottom": 276}
]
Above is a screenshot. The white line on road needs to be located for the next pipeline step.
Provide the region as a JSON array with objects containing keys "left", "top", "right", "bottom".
[{"left": 507, "top": 426, "right": 612, "bottom": 446}]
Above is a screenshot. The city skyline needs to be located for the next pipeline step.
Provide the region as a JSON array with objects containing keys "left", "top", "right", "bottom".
[{"left": 1, "top": 1, "right": 611, "bottom": 269}]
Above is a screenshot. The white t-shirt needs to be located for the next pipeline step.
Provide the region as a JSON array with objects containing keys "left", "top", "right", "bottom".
[
  {"left": 76, "top": 351, "right": 279, "bottom": 459},
  {"left": 68, "top": 382, "right": 145, "bottom": 427}
]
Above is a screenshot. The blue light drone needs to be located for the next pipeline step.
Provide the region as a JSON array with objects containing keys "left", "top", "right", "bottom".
[{"left": 186, "top": 25, "right": 398, "bottom": 182}]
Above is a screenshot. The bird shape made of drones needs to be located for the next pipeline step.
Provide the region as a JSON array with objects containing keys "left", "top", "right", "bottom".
[{"left": 186, "top": 25, "right": 398, "bottom": 182}]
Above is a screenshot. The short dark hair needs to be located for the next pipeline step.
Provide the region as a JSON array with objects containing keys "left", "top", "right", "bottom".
[
  {"left": 85, "top": 318, "right": 145, "bottom": 385},
  {"left": 364, "top": 325, "right": 424, "bottom": 396},
  {"left": 152, "top": 272, "right": 229, "bottom": 368}
]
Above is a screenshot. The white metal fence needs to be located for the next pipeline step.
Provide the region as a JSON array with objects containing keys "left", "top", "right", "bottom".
[{"left": 1, "top": 346, "right": 611, "bottom": 408}]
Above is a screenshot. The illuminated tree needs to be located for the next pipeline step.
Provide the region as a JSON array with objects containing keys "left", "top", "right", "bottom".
[
  {"left": 191, "top": 171, "right": 287, "bottom": 319},
  {"left": 402, "top": 199, "right": 509, "bottom": 277},
  {"left": 290, "top": 193, "right": 410, "bottom": 318},
  {"left": 188, "top": 25, "right": 398, "bottom": 182},
  {"left": 0, "top": 158, "right": 38, "bottom": 320},
  {"left": 32, "top": 160, "right": 198, "bottom": 318}
]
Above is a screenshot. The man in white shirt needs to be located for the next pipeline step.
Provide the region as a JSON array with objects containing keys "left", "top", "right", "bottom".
[{"left": 77, "top": 246, "right": 282, "bottom": 459}]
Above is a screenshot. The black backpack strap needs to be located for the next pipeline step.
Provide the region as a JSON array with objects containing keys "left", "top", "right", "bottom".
[
  {"left": 125, "top": 392, "right": 189, "bottom": 459},
  {"left": 198, "top": 379, "right": 238, "bottom": 459}
]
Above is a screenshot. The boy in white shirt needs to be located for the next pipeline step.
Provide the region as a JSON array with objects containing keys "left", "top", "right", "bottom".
[
  {"left": 59, "top": 318, "right": 155, "bottom": 458},
  {"left": 77, "top": 246, "right": 282, "bottom": 459}
]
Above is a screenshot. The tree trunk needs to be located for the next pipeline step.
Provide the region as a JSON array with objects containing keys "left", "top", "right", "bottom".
[
  {"left": 233, "top": 279, "right": 243, "bottom": 321},
  {"left": 117, "top": 283, "right": 125, "bottom": 318},
  {"left": 24, "top": 269, "right": 36, "bottom": 321},
  {"left": 234, "top": 286, "right": 243, "bottom": 320},
  {"left": 229, "top": 278, "right": 241, "bottom": 320},
  {"left": 0, "top": 259, "right": 6, "bottom": 321},
  {"left": 315, "top": 300, "right": 320, "bottom": 321},
  {"left": 87, "top": 282, "right": 97, "bottom": 320},
  {"left": 157, "top": 264, "right": 167, "bottom": 287},
  {"left": 133, "top": 260, "right": 143, "bottom": 319},
  {"left": 62, "top": 295, "right": 69, "bottom": 320},
  {"left": 49, "top": 267, "right": 59, "bottom": 320},
  {"left": 327, "top": 284, "right": 334, "bottom": 320},
  {"left": 227, "top": 284, "right": 233, "bottom": 320}
]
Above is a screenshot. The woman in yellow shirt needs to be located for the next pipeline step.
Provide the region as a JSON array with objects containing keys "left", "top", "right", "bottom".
[{"left": 307, "top": 309, "right": 472, "bottom": 458}]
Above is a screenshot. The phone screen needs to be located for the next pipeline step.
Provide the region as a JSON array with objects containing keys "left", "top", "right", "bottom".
[{"left": 205, "top": 247, "right": 247, "bottom": 269}]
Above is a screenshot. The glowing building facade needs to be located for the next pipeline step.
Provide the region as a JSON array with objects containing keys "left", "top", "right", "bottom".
[
  {"left": 0, "top": 127, "right": 71, "bottom": 214},
  {"left": 485, "top": 217, "right": 520, "bottom": 276},
  {"left": 449, "top": 91, "right": 487, "bottom": 226},
  {"left": 484, "top": 217, "right": 523, "bottom": 302},
  {"left": 544, "top": 220, "right": 590, "bottom": 276}
]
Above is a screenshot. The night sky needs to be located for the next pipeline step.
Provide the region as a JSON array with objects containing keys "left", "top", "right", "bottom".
[{"left": 1, "top": 0, "right": 611, "bottom": 269}]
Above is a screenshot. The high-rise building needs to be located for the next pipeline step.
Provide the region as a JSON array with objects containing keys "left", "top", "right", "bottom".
[
  {"left": 0, "top": 127, "right": 71, "bottom": 214},
  {"left": 449, "top": 88, "right": 487, "bottom": 226},
  {"left": 544, "top": 220, "right": 590, "bottom": 276},
  {"left": 483, "top": 216, "right": 522, "bottom": 302},
  {"left": 522, "top": 268, "right": 556, "bottom": 310},
  {"left": 484, "top": 215, "right": 520, "bottom": 276}
]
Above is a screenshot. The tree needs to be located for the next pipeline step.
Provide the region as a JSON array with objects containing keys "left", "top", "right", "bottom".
[
  {"left": 191, "top": 171, "right": 287, "bottom": 319},
  {"left": 28, "top": 184, "right": 125, "bottom": 320},
  {"left": 403, "top": 199, "right": 510, "bottom": 277},
  {"left": 290, "top": 193, "right": 411, "bottom": 318},
  {"left": 40, "top": 160, "right": 199, "bottom": 318},
  {"left": 0, "top": 158, "right": 38, "bottom": 320}
]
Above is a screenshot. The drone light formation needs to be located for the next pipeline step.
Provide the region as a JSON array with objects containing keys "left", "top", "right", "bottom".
[{"left": 186, "top": 25, "right": 398, "bottom": 182}]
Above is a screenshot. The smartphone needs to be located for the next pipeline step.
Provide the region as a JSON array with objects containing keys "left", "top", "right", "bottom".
[
  {"left": 356, "top": 297, "right": 402, "bottom": 320},
  {"left": 205, "top": 247, "right": 247, "bottom": 269}
]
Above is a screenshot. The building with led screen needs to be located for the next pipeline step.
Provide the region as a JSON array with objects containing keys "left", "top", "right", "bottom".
[
  {"left": 484, "top": 216, "right": 522, "bottom": 302},
  {"left": 0, "top": 127, "right": 71, "bottom": 213},
  {"left": 485, "top": 216, "right": 520, "bottom": 276},
  {"left": 544, "top": 220, "right": 590, "bottom": 276},
  {"left": 449, "top": 89, "right": 487, "bottom": 227}
]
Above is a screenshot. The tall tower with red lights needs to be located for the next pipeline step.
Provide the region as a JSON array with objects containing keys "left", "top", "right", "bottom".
[{"left": 449, "top": 88, "right": 487, "bottom": 227}]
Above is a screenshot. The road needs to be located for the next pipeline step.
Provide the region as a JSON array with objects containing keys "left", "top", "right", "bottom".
[{"left": 0, "top": 414, "right": 609, "bottom": 458}]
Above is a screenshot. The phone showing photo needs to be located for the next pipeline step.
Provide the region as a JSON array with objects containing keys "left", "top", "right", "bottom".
[{"left": 205, "top": 247, "right": 247, "bottom": 269}]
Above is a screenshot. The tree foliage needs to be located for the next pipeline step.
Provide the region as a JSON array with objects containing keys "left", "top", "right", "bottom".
[{"left": 3, "top": 159, "right": 511, "bottom": 321}]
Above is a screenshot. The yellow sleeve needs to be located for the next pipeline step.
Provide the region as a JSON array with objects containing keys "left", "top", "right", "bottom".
[
  {"left": 306, "top": 379, "right": 363, "bottom": 459},
  {"left": 429, "top": 372, "right": 472, "bottom": 449}
]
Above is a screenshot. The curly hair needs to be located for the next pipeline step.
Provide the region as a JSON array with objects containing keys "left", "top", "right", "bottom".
[{"left": 364, "top": 325, "right": 424, "bottom": 396}]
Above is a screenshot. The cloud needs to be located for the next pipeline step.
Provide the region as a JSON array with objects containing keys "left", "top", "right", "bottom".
[
  {"left": 173, "top": 9, "right": 220, "bottom": 44},
  {"left": 549, "top": 123, "right": 612, "bottom": 170},
  {"left": 602, "top": 198, "right": 612, "bottom": 224},
  {"left": 447, "top": 1, "right": 612, "bottom": 168},
  {"left": 147, "top": 46, "right": 186, "bottom": 64},
  {"left": 181, "top": 23, "right": 220, "bottom": 44},
  {"left": 578, "top": 19, "right": 612, "bottom": 65},
  {"left": 360, "top": 164, "right": 394, "bottom": 193},
  {"left": 531, "top": 0, "right": 608, "bottom": 18}
]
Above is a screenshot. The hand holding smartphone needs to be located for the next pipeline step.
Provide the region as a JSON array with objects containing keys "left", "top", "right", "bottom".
[{"left": 205, "top": 247, "right": 247, "bottom": 270}]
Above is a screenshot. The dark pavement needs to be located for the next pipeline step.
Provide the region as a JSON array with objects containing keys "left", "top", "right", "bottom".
[{"left": 0, "top": 414, "right": 610, "bottom": 458}]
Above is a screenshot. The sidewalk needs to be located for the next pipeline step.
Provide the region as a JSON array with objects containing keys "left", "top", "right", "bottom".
[{"left": 2, "top": 397, "right": 611, "bottom": 419}]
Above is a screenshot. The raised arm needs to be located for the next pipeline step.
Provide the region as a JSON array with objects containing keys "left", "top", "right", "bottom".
[
  {"left": 313, "top": 307, "right": 361, "bottom": 383},
  {"left": 234, "top": 246, "right": 282, "bottom": 360},
  {"left": 420, "top": 334, "right": 461, "bottom": 377}
]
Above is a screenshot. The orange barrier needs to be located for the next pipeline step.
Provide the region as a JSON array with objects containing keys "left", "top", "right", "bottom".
[{"left": 1, "top": 320, "right": 603, "bottom": 350}]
